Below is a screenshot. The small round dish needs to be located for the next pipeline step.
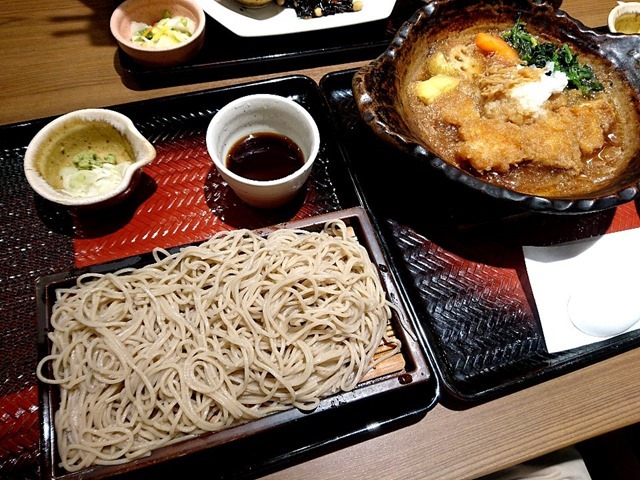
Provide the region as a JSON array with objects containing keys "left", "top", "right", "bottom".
[
  {"left": 608, "top": 2, "right": 640, "bottom": 34},
  {"left": 206, "top": 94, "right": 320, "bottom": 209},
  {"left": 24, "top": 108, "right": 156, "bottom": 208},
  {"left": 110, "top": 0, "right": 206, "bottom": 67}
]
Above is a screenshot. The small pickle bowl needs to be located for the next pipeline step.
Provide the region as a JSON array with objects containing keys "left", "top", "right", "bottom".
[
  {"left": 205, "top": 94, "right": 320, "bottom": 209},
  {"left": 110, "top": 0, "right": 206, "bottom": 67},
  {"left": 23, "top": 108, "right": 156, "bottom": 208},
  {"left": 608, "top": 2, "right": 640, "bottom": 34}
]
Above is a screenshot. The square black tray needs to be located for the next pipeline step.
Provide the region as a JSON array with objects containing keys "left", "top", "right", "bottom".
[
  {"left": 319, "top": 68, "right": 640, "bottom": 406},
  {"left": 0, "top": 74, "right": 436, "bottom": 478},
  {"left": 116, "top": 0, "right": 424, "bottom": 89},
  {"left": 36, "top": 207, "right": 434, "bottom": 480}
]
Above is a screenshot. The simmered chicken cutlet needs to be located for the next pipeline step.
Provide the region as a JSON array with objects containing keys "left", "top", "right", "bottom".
[
  {"left": 456, "top": 93, "right": 615, "bottom": 174},
  {"left": 404, "top": 20, "right": 640, "bottom": 196},
  {"left": 424, "top": 56, "right": 617, "bottom": 174}
]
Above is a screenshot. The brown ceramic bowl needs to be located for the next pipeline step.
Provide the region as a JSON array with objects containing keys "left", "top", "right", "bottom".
[
  {"left": 352, "top": 0, "right": 640, "bottom": 214},
  {"left": 110, "top": 0, "right": 206, "bottom": 67}
]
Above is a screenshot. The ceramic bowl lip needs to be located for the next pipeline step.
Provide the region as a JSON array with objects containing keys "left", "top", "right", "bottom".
[
  {"left": 23, "top": 108, "right": 157, "bottom": 207},
  {"left": 608, "top": 1, "right": 640, "bottom": 33},
  {"left": 109, "top": 0, "right": 206, "bottom": 54},
  {"left": 205, "top": 93, "right": 321, "bottom": 188},
  {"left": 232, "top": 0, "right": 273, "bottom": 7},
  {"left": 352, "top": 0, "right": 640, "bottom": 214}
]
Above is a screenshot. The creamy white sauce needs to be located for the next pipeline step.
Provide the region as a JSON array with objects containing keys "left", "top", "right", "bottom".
[
  {"left": 61, "top": 162, "right": 131, "bottom": 197},
  {"left": 510, "top": 62, "right": 569, "bottom": 113}
]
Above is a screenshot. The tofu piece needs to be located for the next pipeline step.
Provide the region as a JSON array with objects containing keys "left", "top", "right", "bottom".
[
  {"left": 426, "top": 52, "right": 461, "bottom": 76},
  {"left": 415, "top": 75, "right": 461, "bottom": 105}
]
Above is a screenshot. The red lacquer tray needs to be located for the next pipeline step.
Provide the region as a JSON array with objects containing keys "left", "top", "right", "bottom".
[{"left": 0, "top": 75, "right": 436, "bottom": 479}]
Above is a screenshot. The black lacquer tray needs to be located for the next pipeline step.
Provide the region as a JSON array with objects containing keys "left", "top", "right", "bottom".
[
  {"left": 116, "top": 0, "right": 424, "bottom": 88},
  {"left": 36, "top": 208, "right": 433, "bottom": 480},
  {"left": 0, "top": 75, "right": 436, "bottom": 478},
  {"left": 319, "top": 68, "right": 640, "bottom": 406}
]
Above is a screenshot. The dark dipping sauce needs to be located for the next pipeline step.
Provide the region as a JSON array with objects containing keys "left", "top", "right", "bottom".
[{"left": 227, "top": 132, "right": 304, "bottom": 181}]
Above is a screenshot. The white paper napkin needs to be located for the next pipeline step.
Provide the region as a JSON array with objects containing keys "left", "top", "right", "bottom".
[{"left": 523, "top": 227, "right": 640, "bottom": 353}]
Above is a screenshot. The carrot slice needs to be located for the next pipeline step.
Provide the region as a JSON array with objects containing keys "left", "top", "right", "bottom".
[{"left": 475, "top": 32, "right": 520, "bottom": 62}]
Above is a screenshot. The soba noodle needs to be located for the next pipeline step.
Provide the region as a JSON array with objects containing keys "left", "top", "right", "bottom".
[{"left": 37, "top": 220, "right": 401, "bottom": 472}]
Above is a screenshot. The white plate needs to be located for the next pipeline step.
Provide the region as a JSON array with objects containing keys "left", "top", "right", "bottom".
[{"left": 197, "top": 0, "right": 397, "bottom": 37}]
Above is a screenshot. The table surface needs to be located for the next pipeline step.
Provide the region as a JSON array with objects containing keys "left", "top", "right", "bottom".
[{"left": 3, "top": 1, "right": 640, "bottom": 479}]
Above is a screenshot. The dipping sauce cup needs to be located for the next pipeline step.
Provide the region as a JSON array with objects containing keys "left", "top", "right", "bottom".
[{"left": 206, "top": 94, "right": 320, "bottom": 208}]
